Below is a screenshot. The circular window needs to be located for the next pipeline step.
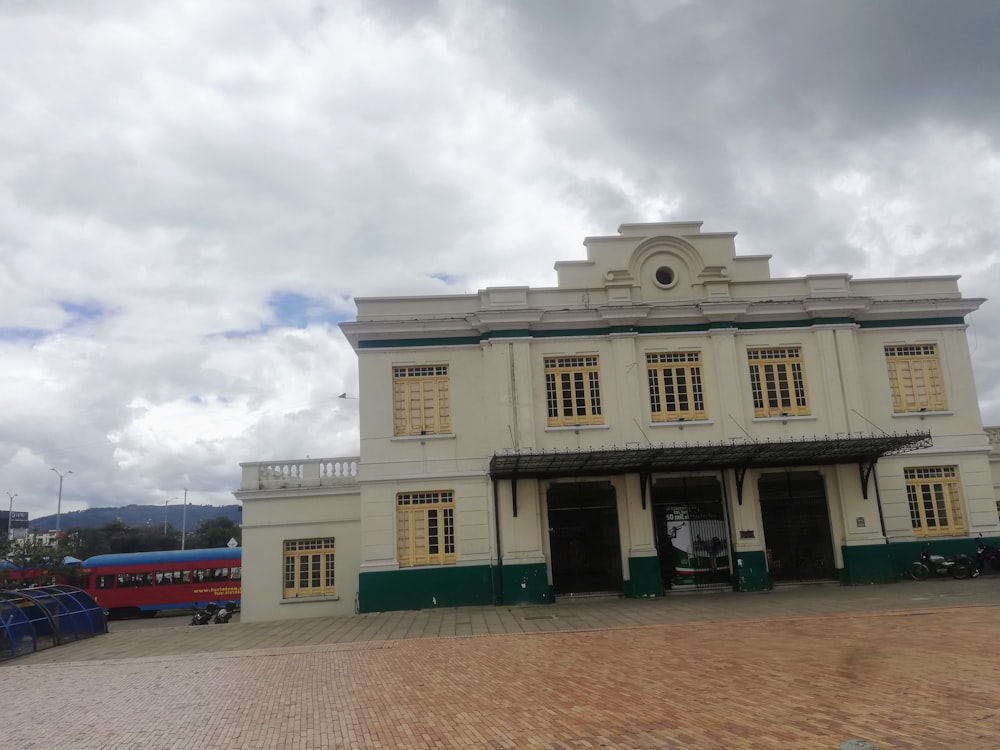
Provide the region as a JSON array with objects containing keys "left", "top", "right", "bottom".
[{"left": 654, "top": 266, "right": 677, "bottom": 289}]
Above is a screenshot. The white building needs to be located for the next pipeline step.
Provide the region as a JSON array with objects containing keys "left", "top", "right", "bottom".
[{"left": 237, "top": 222, "right": 1000, "bottom": 621}]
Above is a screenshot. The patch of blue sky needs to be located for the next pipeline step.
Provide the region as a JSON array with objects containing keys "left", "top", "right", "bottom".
[
  {"left": 0, "top": 301, "right": 108, "bottom": 343},
  {"left": 431, "top": 272, "right": 463, "bottom": 286},
  {"left": 217, "top": 328, "right": 260, "bottom": 340},
  {"left": 269, "top": 291, "right": 352, "bottom": 328},
  {"left": 59, "top": 301, "right": 106, "bottom": 323},
  {"left": 186, "top": 394, "right": 233, "bottom": 405},
  {"left": 216, "top": 292, "right": 351, "bottom": 339},
  {"left": 0, "top": 327, "right": 47, "bottom": 343}
]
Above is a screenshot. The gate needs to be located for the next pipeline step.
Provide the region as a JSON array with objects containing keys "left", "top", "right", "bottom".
[
  {"left": 653, "top": 476, "right": 732, "bottom": 591},
  {"left": 546, "top": 481, "right": 623, "bottom": 595},
  {"left": 758, "top": 471, "right": 836, "bottom": 582}
]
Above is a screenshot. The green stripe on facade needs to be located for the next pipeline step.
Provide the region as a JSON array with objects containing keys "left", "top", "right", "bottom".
[
  {"left": 737, "top": 317, "right": 855, "bottom": 329},
  {"left": 357, "top": 317, "right": 966, "bottom": 349},
  {"left": 358, "top": 336, "right": 483, "bottom": 349},
  {"left": 857, "top": 317, "right": 966, "bottom": 328}
]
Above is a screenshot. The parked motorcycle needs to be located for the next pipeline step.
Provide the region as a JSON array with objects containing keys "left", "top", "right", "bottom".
[
  {"left": 909, "top": 544, "right": 973, "bottom": 580},
  {"left": 190, "top": 603, "right": 220, "bottom": 626},
  {"left": 972, "top": 536, "right": 1000, "bottom": 578},
  {"left": 213, "top": 601, "right": 239, "bottom": 624}
]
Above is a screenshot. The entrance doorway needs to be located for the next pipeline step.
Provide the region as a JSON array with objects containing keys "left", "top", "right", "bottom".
[
  {"left": 758, "top": 471, "right": 836, "bottom": 582},
  {"left": 652, "top": 477, "right": 731, "bottom": 591},
  {"left": 546, "top": 482, "right": 623, "bottom": 595}
]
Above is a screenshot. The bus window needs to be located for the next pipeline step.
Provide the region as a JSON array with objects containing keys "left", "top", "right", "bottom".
[
  {"left": 230, "top": 567, "right": 242, "bottom": 580},
  {"left": 182, "top": 570, "right": 191, "bottom": 583},
  {"left": 97, "top": 574, "right": 115, "bottom": 589}
]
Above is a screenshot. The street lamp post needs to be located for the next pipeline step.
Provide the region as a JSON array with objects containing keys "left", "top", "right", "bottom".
[
  {"left": 181, "top": 488, "right": 188, "bottom": 550},
  {"left": 50, "top": 467, "right": 72, "bottom": 548},
  {"left": 5, "top": 491, "right": 16, "bottom": 540}
]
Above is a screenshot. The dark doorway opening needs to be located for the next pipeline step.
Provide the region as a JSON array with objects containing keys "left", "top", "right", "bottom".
[
  {"left": 652, "top": 476, "right": 732, "bottom": 591},
  {"left": 546, "top": 482, "right": 622, "bottom": 595},
  {"left": 758, "top": 471, "right": 836, "bottom": 582}
]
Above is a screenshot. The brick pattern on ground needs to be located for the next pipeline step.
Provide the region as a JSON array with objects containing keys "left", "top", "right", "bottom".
[{"left": 5, "top": 601, "right": 1000, "bottom": 749}]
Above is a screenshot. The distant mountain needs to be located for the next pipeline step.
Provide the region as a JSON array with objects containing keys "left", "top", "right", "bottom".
[{"left": 29, "top": 504, "right": 242, "bottom": 532}]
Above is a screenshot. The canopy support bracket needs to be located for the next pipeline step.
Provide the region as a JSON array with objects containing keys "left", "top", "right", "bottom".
[
  {"left": 735, "top": 466, "right": 748, "bottom": 506},
  {"left": 858, "top": 459, "right": 877, "bottom": 500},
  {"left": 640, "top": 470, "right": 650, "bottom": 510}
]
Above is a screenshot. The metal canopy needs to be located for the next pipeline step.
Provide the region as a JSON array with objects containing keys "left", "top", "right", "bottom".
[{"left": 489, "top": 432, "right": 932, "bottom": 480}]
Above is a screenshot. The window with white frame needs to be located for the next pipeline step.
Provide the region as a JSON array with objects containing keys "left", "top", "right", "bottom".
[
  {"left": 905, "top": 467, "right": 965, "bottom": 537},
  {"left": 885, "top": 344, "right": 947, "bottom": 413},
  {"left": 747, "top": 347, "right": 810, "bottom": 417},
  {"left": 393, "top": 365, "right": 451, "bottom": 436},
  {"left": 283, "top": 538, "right": 336, "bottom": 598},
  {"left": 544, "top": 355, "right": 603, "bottom": 426},
  {"left": 396, "top": 491, "right": 456, "bottom": 567},
  {"left": 647, "top": 351, "right": 706, "bottom": 422}
]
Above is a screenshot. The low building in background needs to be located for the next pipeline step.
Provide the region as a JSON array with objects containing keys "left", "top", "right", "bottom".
[
  {"left": 1, "top": 511, "right": 29, "bottom": 541},
  {"left": 237, "top": 221, "right": 1000, "bottom": 621}
]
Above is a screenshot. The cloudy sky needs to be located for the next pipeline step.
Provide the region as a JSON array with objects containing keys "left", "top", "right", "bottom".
[{"left": 2, "top": 0, "right": 1000, "bottom": 522}]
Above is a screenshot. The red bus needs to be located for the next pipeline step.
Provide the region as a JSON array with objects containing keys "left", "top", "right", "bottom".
[{"left": 78, "top": 547, "right": 241, "bottom": 619}]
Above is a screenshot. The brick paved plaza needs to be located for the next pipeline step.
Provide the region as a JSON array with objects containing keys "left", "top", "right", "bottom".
[{"left": 5, "top": 580, "right": 1000, "bottom": 749}]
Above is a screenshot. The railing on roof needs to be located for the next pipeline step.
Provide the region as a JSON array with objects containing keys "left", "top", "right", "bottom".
[{"left": 239, "top": 457, "right": 360, "bottom": 491}]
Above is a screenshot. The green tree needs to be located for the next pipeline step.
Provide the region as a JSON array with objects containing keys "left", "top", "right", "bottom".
[
  {"left": 0, "top": 533, "right": 14, "bottom": 588},
  {"left": 189, "top": 517, "right": 241, "bottom": 549},
  {"left": 3, "top": 537, "right": 56, "bottom": 587}
]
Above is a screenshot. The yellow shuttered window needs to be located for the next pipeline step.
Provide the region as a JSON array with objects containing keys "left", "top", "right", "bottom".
[
  {"left": 544, "top": 356, "right": 603, "bottom": 426},
  {"left": 646, "top": 352, "right": 707, "bottom": 422},
  {"left": 283, "top": 538, "right": 336, "bottom": 598},
  {"left": 885, "top": 345, "right": 947, "bottom": 413},
  {"left": 747, "top": 347, "right": 810, "bottom": 418},
  {"left": 393, "top": 365, "right": 451, "bottom": 436},
  {"left": 396, "top": 491, "right": 456, "bottom": 567},
  {"left": 905, "top": 467, "right": 965, "bottom": 537}
]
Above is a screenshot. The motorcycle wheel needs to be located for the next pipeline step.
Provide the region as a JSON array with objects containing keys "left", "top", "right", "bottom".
[
  {"left": 951, "top": 562, "right": 971, "bottom": 580},
  {"left": 909, "top": 562, "right": 929, "bottom": 581}
]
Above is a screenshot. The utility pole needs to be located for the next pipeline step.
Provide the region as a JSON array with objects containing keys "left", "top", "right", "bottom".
[
  {"left": 181, "top": 488, "right": 188, "bottom": 550},
  {"left": 163, "top": 497, "right": 169, "bottom": 535},
  {"left": 51, "top": 467, "right": 72, "bottom": 549},
  {"left": 5, "top": 491, "right": 16, "bottom": 540}
]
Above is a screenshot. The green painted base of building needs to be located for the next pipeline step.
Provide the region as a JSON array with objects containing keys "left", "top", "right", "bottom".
[
  {"left": 358, "top": 562, "right": 553, "bottom": 613},
  {"left": 624, "top": 555, "right": 663, "bottom": 597},
  {"left": 359, "top": 538, "right": 1000, "bottom": 612},
  {"left": 500, "top": 563, "right": 551, "bottom": 605},
  {"left": 735, "top": 550, "right": 771, "bottom": 591},
  {"left": 841, "top": 538, "right": 1000, "bottom": 584},
  {"left": 841, "top": 543, "right": 896, "bottom": 584},
  {"left": 359, "top": 565, "right": 496, "bottom": 613}
]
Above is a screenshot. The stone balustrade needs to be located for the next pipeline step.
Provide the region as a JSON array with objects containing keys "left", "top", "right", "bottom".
[{"left": 240, "top": 457, "right": 360, "bottom": 491}]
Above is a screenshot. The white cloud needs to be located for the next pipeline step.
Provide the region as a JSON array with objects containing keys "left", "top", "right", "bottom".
[{"left": 2, "top": 0, "right": 1000, "bottom": 520}]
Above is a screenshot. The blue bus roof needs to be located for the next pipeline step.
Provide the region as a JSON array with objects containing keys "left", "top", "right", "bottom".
[{"left": 82, "top": 547, "right": 241, "bottom": 568}]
